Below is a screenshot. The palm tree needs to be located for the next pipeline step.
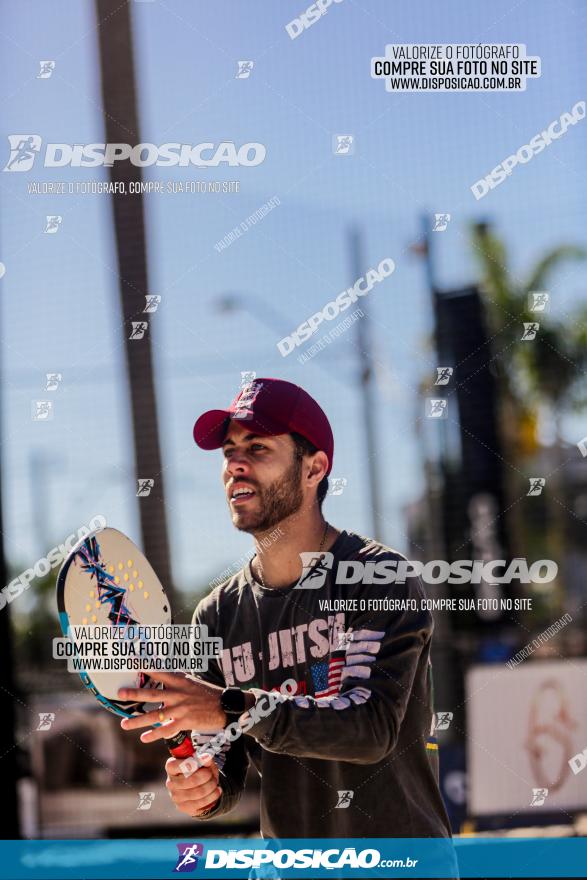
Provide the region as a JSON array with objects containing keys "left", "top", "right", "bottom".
[
  {"left": 471, "top": 222, "right": 587, "bottom": 593},
  {"left": 471, "top": 222, "right": 587, "bottom": 453}
]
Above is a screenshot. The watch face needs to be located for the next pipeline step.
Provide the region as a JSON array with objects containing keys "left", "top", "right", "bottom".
[{"left": 222, "top": 687, "right": 246, "bottom": 714}]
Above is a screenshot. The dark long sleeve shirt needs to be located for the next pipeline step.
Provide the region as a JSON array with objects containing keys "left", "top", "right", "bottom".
[{"left": 190, "top": 530, "right": 452, "bottom": 843}]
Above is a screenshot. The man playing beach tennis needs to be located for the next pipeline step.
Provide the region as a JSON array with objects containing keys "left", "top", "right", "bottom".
[{"left": 119, "top": 377, "right": 452, "bottom": 843}]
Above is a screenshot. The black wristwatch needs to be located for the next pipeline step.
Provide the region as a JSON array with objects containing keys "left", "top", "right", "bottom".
[{"left": 220, "top": 686, "right": 247, "bottom": 718}]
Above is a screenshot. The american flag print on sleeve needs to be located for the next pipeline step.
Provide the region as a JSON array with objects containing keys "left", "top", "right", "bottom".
[
  {"left": 310, "top": 652, "right": 346, "bottom": 698},
  {"left": 304, "top": 628, "right": 384, "bottom": 710}
]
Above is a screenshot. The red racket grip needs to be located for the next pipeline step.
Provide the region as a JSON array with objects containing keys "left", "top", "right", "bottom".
[
  {"left": 166, "top": 730, "right": 220, "bottom": 813},
  {"left": 166, "top": 730, "right": 195, "bottom": 759}
]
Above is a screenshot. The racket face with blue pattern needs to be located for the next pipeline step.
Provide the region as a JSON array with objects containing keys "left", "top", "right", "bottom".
[{"left": 56, "top": 527, "right": 170, "bottom": 718}]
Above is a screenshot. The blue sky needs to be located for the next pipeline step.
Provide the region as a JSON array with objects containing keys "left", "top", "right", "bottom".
[{"left": 0, "top": 0, "right": 585, "bottom": 592}]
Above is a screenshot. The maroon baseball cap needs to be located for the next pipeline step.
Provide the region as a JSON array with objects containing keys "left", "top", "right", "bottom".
[{"left": 193, "top": 378, "right": 334, "bottom": 474}]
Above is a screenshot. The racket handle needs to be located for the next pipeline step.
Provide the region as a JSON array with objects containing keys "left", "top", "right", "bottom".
[
  {"left": 166, "top": 730, "right": 221, "bottom": 814},
  {"left": 166, "top": 730, "right": 194, "bottom": 759}
]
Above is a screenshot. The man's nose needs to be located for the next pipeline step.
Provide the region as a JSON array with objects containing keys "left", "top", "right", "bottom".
[{"left": 225, "top": 451, "right": 250, "bottom": 476}]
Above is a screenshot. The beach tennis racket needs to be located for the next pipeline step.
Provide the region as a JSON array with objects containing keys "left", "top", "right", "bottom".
[{"left": 56, "top": 526, "right": 194, "bottom": 760}]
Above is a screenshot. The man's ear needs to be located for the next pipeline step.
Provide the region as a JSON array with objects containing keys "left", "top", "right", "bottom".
[{"left": 306, "top": 450, "right": 328, "bottom": 487}]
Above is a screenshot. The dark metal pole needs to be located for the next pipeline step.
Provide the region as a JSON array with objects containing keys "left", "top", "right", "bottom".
[
  {"left": 418, "top": 212, "right": 456, "bottom": 725},
  {"left": 348, "top": 228, "right": 383, "bottom": 541},
  {"left": 94, "top": 0, "right": 174, "bottom": 598},
  {"left": 421, "top": 212, "right": 450, "bottom": 499},
  {"left": 420, "top": 213, "right": 437, "bottom": 292}
]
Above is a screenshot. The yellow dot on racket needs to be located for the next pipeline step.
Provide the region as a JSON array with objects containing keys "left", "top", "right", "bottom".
[
  {"left": 89, "top": 591, "right": 95, "bottom": 598},
  {"left": 133, "top": 570, "right": 138, "bottom": 578},
  {"left": 123, "top": 572, "right": 129, "bottom": 582},
  {"left": 108, "top": 565, "right": 114, "bottom": 574},
  {"left": 95, "top": 601, "right": 100, "bottom": 608},
  {"left": 115, "top": 576, "right": 120, "bottom": 584},
  {"left": 129, "top": 583, "right": 134, "bottom": 591},
  {"left": 118, "top": 562, "right": 123, "bottom": 571},
  {"left": 82, "top": 618, "right": 88, "bottom": 625},
  {"left": 85, "top": 604, "right": 91, "bottom": 612},
  {"left": 138, "top": 579, "right": 144, "bottom": 589},
  {"left": 143, "top": 592, "right": 149, "bottom": 599},
  {"left": 91, "top": 615, "right": 97, "bottom": 623},
  {"left": 127, "top": 559, "right": 133, "bottom": 568}
]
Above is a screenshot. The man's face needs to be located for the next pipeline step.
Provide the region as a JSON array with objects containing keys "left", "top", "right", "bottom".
[{"left": 222, "top": 421, "right": 303, "bottom": 533}]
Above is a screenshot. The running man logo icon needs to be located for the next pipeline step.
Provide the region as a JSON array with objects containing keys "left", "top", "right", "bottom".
[
  {"left": 328, "top": 477, "right": 347, "bottom": 496},
  {"left": 144, "top": 295, "right": 161, "bottom": 313},
  {"left": 530, "top": 788, "right": 549, "bottom": 806},
  {"left": 137, "top": 478, "right": 155, "bottom": 497},
  {"left": 240, "top": 371, "right": 257, "bottom": 387},
  {"left": 426, "top": 398, "right": 447, "bottom": 418},
  {"left": 432, "top": 213, "right": 451, "bottom": 232},
  {"left": 337, "top": 630, "right": 353, "bottom": 650},
  {"left": 433, "top": 711, "right": 453, "bottom": 732},
  {"left": 435, "top": 367, "right": 453, "bottom": 385},
  {"left": 137, "top": 791, "right": 155, "bottom": 810},
  {"left": 335, "top": 790, "right": 354, "bottom": 808},
  {"left": 529, "top": 292, "right": 549, "bottom": 312},
  {"left": 527, "top": 477, "right": 545, "bottom": 496},
  {"left": 129, "top": 321, "right": 148, "bottom": 340},
  {"left": 46, "top": 372, "right": 63, "bottom": 391},
  {"left": 333, "top": 135, "right": 354, "bottom": 155},
  {"left": 4, "top": 135, "right": 42, "bottom": 172},
  {"left": 37, "top": 61, "right": 56, "bottom": 79},
  {"left": 236, "top": 61, "right": 254, "bottom": 79},
  {"left": 521, "top": 322, "right": 539, "bottom": 341},
  {"left": 37, "top": 713, "right": 55, "bottom": 731},
  {"left": 174, "top": 843, "right": 204, "bottom": 873},
  {"left": 294, "top": 551, "right": 334, "bottom": 589},
  {"left": 44, "top": 215, "right": 62, "bottom": 234},
  {"left": 32, "top": 400, "right": 53, "bottom": 420}
]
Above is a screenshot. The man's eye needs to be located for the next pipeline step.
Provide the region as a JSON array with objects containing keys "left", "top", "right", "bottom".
[{"left": 251, "top": 443, "right": 266, "bottom": 451}]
